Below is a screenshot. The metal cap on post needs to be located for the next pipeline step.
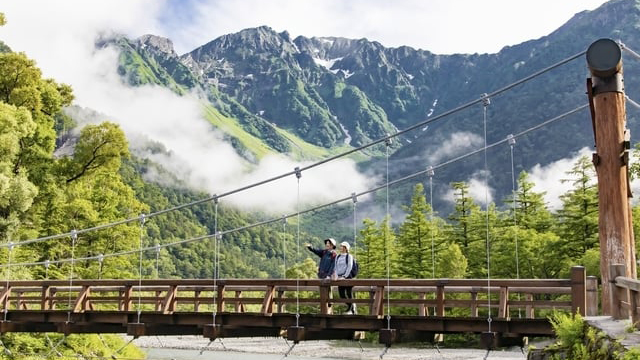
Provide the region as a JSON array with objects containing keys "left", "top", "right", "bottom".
[
  {"left": 587, "top": 39, "right": 622, "bottom": 78},
  {"left": 587, "top": 39, "right": 624, "bottom": 95}
]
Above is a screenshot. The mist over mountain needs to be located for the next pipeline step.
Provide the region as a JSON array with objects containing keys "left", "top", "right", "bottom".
[{"left": 107, "top": 0, "right": 640, "bottom": 212}]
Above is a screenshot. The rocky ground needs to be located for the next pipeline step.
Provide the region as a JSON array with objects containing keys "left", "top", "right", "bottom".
[{"left": 132, "top": 335, "right": 529, "bottom": 359}]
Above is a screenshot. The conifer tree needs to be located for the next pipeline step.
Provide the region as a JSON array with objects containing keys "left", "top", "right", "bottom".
[
  {"left": 397, "top": 183, "right": 440, "bottom": 279},
  {"left": 556, "top": 156, "right": 599, "bottom": 258}
]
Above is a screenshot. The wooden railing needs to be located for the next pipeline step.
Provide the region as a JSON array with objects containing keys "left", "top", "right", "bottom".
[
  {"left": 610, "top": 263, "right": 640, "bottom": 328},
  {"left": 0, "top": 266, "right": 590, "bottom": 319}
]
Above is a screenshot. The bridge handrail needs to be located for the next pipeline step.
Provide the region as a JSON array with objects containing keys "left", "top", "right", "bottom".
[
  {"left": 610, "top": 263, "right": 640, "bottom": 329},
  {"left": 0, "top": 266, "right": 588, "bottom": 320}
]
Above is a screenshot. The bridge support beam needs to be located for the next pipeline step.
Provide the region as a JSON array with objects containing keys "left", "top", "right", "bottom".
[
  {"left": 481, "top": 331, "right": 499, "bottom": 350},
  {"left": 126, "top": 323, "right": 145, "bottom": 338},
  {"left": 379, "top": 328, "right": 397, "bottom": 346},
  {"left": 203, "top": 324, "right": 222, "bottom": 340},
  {"left": 286, "top": 326, "right": 305, "bottom": 343},
  {"left": 586, "top": 38, "right": 636, "bottom": 315}
]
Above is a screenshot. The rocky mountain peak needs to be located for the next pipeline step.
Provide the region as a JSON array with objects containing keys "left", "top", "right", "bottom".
[{"left": 136, "top": 34, "right": 177, "bottom": 57}]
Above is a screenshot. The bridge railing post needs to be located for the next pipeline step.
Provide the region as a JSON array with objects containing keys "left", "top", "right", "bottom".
[
  {"left": 586, "top": 276, "right": 599, "bottom": 316},
  {"left": 609, "top": 264, "right": 627, "bottom": 319},
  {"left": 630, "top": 287, "right": 640, "bottom": 329},
  {"left": 571, "top": 266, "right": 586, "bottom": 316},
  {"left": 498, "top": 286, "right": 509, "bottom": 318}
]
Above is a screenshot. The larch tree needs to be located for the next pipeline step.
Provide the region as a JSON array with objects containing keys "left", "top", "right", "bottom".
[{"left": 556, "top": 156, "right": 599, "bottom": 258}]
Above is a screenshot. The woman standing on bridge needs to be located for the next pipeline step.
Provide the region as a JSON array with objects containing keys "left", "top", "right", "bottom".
[
  {"left": 336, "top": 242, "right": 356, "bottom": 314},
  {"left": 305, "top": 238, "right": 338, "bottom": 279}
]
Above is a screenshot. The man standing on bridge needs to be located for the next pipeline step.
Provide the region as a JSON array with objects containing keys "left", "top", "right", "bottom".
[{"left": 305, "top": 238, "right": 338, "bottom": 279}]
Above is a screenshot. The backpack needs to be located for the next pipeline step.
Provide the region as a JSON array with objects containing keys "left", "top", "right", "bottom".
[{"left": 348, "top": 254, "right": 359, "bottom": 278}]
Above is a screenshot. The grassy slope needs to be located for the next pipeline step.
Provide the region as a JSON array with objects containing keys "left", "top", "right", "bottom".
[{"left": 202, "top": 103, "right": 368, "bottom": 162}]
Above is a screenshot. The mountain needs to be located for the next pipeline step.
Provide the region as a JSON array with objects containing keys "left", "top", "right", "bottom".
[{"left": 107, "top": 0, "right": 640, "bottom": 209}]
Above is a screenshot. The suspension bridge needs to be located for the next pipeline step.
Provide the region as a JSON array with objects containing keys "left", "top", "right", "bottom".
[{"left": 1, "top": 39, "right": 640, "bottom": 357}]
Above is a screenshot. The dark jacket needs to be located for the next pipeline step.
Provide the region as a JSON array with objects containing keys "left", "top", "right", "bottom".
[{"left": 307, "top": 246, "right": 337, "bottom": 279}]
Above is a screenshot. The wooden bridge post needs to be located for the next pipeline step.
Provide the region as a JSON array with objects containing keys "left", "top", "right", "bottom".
[
  {"left": 436, "top": 283, "right": 445, "bottom": 317},
  {"left": 586, "top": 38, "right": 636, "bottom": 315},
  {"left": 586, "top": 276, "right": 599, "bottom": 316},
  {"left": 498, "top": 287, "right": 509, "bottom": 318},
  {"left": 470, "top": 291, "right": 478, "bottom": 317},
  {"left": 525, "top": 293, "right": 534, "bottom": 318},
  {"left": 571, "top": 266, "right": 586, "bottom": 316},
  {"left": 41, "top": 285, "right": 51, "bottom": 310},
  {"left": 609, "top": 264, "right": 627, "bottom": 320}
]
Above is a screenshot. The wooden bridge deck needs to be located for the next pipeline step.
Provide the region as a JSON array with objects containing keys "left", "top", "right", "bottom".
[{"left": 0, "top": 266, "right": 590, "bottom": 344}]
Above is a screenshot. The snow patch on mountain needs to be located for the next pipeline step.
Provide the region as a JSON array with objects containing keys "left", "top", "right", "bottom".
[{"left": 313, "top": 57, "right": 343, "bottom": 72}]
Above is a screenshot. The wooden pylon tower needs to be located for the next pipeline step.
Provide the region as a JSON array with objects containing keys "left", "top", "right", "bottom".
[{"left": 587, "top": 38, "right": 637, "bottom": 315}]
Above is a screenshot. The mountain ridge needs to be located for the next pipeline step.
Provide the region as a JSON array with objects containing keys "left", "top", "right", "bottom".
[{"left": 109, "top": 0, "right": 640, "bottom": 208}]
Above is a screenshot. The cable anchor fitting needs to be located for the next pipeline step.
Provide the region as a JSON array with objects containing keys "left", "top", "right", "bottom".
[
  {"left": 139, "top": 214, "right": 147, "bottom": 226},
  {"left": 351, "top": 192, "right": 358, "bottom": 204},
  {"left": 507, "top": 134, "right": 516, "bottom": 146},
  {"left": 294, "top": 167, "right": 302, "bottom": 179},
  {"left": 97, "top": 254, "right": 104, "bottom": 264},
  {"left": 215, "top": 232, "right": 222, "bottom": 241},
  {"left": 213, "top": 195, "right": 218, "bottom": 205},
  {"left": 481, "top": 93, "right": 491, "bottom": 107},
  {"left": 281, "top": 214, "right": 287, "bottom": 224},
  {"left": 384, "top": 133, "right": 393, "bottom": 147},
  {"left": 7, "top": 242, "right": 13, "bottom": 252},
  {"left": 426, "top": 166, "right": 434, "bottom": 178},
  {"left": 70, "top": 229, "right": 78, "bottom": 242}
]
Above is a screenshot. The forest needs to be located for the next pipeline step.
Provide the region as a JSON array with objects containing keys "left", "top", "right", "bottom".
[{"left": 0, "top": 10, "right": 637, "bottom": 358}]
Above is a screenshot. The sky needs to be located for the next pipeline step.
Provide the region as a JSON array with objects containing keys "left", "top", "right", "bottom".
[{"left": 0, "top": 0, "right": 613, "bottom": 213}]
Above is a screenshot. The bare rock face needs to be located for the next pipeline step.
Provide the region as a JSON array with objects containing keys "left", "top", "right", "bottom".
[{"left": 136, "top": 34, "right": 177, "bottom": 57}]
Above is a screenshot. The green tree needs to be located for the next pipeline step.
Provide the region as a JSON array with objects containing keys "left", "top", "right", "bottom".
[
  {"left": 504, "top": 171, "right": 554, "bottom": 232},
  {"left": 556, "top": 156, "right": 599, "bottom": 258},
  {"left": 435, "top": 242, "right": 467, "bottom": 278},
  {"left": 357, "top": 216, "right": 397, "bottom": 278},
  {"left": 60, "top": 122, "right": 129, "bottom": 183},
  {"left": 358, "top": 218, "right": 383, "bottom": 278},
  {"left": 0, "top": 103, "right": 38, "bottom": 242},
  {"left": 447, "top": 182, "right": 481, "bottom": 256},
  {"left": 397, "top": 183, "right": 442, "bottom": 279}
]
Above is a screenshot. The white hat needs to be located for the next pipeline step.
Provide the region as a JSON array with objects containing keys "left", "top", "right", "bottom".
[
  {"left": 340, "top": 242, "right": 350, "bottom": 251},
  {"left": 324, "top": 238, "right": 337, "bottom": 248}
]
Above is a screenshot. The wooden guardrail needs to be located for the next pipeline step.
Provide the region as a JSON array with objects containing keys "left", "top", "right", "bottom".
[
  {"left": 610, "top": 263, "right": 640, "bottom": 328},
  {"left": 0, "top": 266, "right": 590, "bottom": 319}
]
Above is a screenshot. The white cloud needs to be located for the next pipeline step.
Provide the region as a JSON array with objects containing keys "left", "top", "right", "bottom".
[
  {"left": 0, "top": 0, "right": 375, "bottom": 214},
  {"left": 160, "top": 0, "right": 608, "bottom": 55},
  {"left": 528, "top": 148, "right": 592, "bottom": 210},
  {"left": 426, "top": 131, "right": 484, "bottom": 165},
  {"left": 441, "top": 170, "right": 494, "bottom": 207}
]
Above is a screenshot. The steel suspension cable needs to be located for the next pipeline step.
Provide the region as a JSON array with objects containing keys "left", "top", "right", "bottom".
[
  {"left": 508, "top": 134, "right": 522, "bottom": 318},
  {"left": 351, "top": 192, "right": 358, "bottom": 257},
  {"left": 67, "top": 230, "right": 77, "bottom": 324},
  {"left": 482, "top": 94, "right": 492, "bottom": 333},
  {"left": 282, "top": 215, "right": 287, "bottom": 279},
  {"left": 212, "top": 198, "right": 219, "bottom": 326},
  {"left": 3, "top": 241, "right": 12, "bottom": 321},
  {"left": 2, "top": 104, "right": 589, "bottom": 271},
  {"left": 295, "top": 167, "right": 302, "bottom": 328},
  {"left": 136, "top": 215, "right": 146, "bottom": 324},
  {"left": 385, "top": 136, "right": 392, "bottom": 330},
  {"left": 3, "top": 50, "right": 587, "bottom": 251},
  {"left": 427, "top": 166, "right": 435, "bottom": 279}
]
